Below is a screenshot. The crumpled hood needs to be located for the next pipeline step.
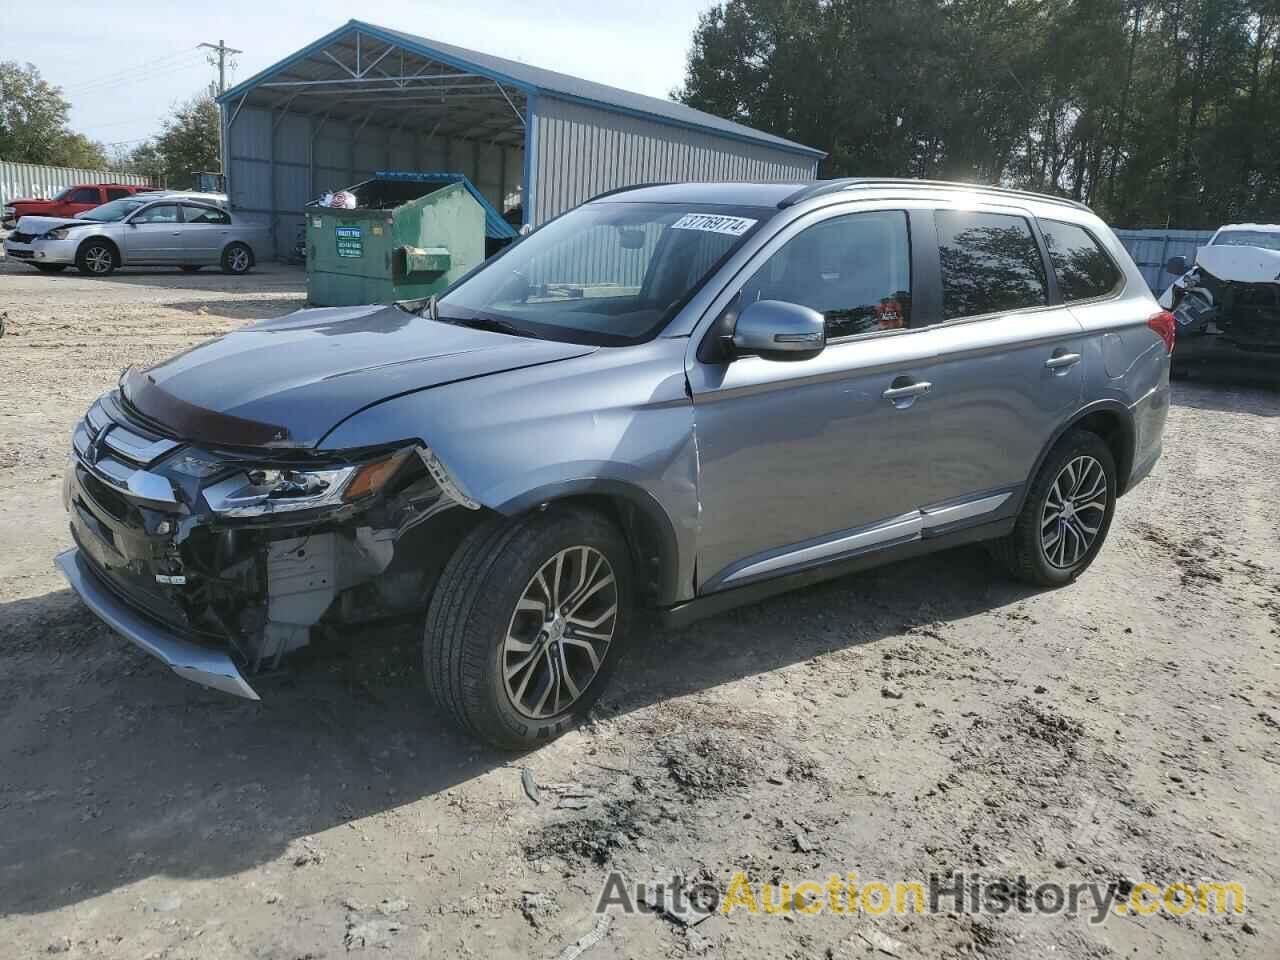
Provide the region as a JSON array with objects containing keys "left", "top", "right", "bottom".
[
  {"left": 1195, "top": 244, "right": 1280, "bottom": 284},
  {"left": 14, "top": 215, "right": 87, "bottom": 235},
  {"left": 127, "top": 304, "right": 597, "bottom": 448}
]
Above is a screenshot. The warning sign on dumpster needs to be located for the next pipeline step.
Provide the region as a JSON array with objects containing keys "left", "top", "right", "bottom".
[{"left": 335, "top": 226, "right": 363, "bottom": 258}]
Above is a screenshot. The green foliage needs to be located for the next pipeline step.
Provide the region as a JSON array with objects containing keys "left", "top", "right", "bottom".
[
  {"left": 116, "top": 96, "right": 220, "bottom": 189},
  {"left": 677, "top": 0, "right": 1280, "bottom": 228},
  {"left": 0, "top": 61, "right": 108, "bottom": 168}
]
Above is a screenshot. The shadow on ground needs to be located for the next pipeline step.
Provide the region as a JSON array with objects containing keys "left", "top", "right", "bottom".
[{"left": 0, "top": 543, "right": 1034, "bottom": 917}]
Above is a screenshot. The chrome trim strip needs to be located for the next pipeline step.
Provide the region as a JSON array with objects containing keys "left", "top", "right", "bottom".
[
  {"left": 920, "top": 492, "right": 1012, "bottom": 529},
  {"left": 720, "top": 511, "right": 923, "bottom": 587},
  {"left": 85, "top": 401, "right": 112, "bottom": 434},
  {"left": 55, "top": 548, "right": 260, "bottom": 701},
  {"left": 102, "top": 425, "right": 179, "bottom": 465}
]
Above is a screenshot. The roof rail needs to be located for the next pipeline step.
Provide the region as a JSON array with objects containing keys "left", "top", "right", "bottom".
[{"left": 777, "top": 178, "right": 1091, "bottom": 212}]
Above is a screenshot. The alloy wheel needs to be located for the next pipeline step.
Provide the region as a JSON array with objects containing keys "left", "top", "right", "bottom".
[
  {"left": 85, "top": 246, "right": 112, "bottom": 273},
  {"left": 227, "top": 247, "right": 250, "bottom": 272},
  {"left": 502, "top": 545, "right": 618, "bottom": 719},
  {"left": 1040, "top": 454, "right": 1107, "bottom": 569}
]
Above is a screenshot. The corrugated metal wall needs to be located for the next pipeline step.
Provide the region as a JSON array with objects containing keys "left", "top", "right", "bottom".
[
  {"left": 1114, "top": 228, "right": 1216, "bottom": 293},
  {"left": 225, "top": 107, "right": 523, "bottom": 258},
  {"left": 528, "top": 96, "right": 819, "bottom": 226},
  {"left": 0, "top": 161, "right": 154, "bottom": 212}
]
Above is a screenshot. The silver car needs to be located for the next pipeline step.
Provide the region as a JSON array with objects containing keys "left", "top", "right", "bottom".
[
  {"left": 55, "top": 179, "right": 1172, "bottom": 747},
  {"left": 4, "top": 193, "right": 267, "bottom": 276}
]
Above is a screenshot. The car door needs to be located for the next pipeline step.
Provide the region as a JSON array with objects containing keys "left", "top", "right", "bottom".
[
  {"left": 61, "top": 186, "right": 102, "bottom": 217},
  {"left": 179, "top": 203, "right": 232, "bottom": 262},
  {"left": 686, "top": 206, "right": 939, "bottom": 593},
  {"left": 913, "top": 206, "right": 1085, "bottom": 515},
  {"left": 124, "top": 203, "right": 184, "bottom": 263}
]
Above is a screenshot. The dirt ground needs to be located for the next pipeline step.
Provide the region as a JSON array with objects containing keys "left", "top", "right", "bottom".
[{"left": 0, "top": 255, "right": 1277, "bottom": 960}]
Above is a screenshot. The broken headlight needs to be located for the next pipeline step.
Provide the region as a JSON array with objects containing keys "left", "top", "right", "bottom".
[{"left": 179, "top": 448, "right": 414, "bottom": 518}]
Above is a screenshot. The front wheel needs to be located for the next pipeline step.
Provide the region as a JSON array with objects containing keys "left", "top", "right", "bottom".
[
  {"left": 424, "top": 507, "right": 633, "bottom": 748},
  {"left": 221, "top": 243, "right": 252, "bottom": 275},
  {"left": 990, "top": 429, "right": 1117, "bottom": 587},
  {"left": 76, "top": 241, "right": 117, "bottom": 276}
]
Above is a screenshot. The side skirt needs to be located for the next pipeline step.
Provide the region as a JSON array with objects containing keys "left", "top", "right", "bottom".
[{"left": 656, "top": 517, "right": 1015, "bottom": 631}]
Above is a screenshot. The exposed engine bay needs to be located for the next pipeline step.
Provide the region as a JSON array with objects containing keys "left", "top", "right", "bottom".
[
  {"left": 63, "top": 377, "right": 485, "bottom": 690},
  {"left": 1160, "top": 229, "right": 1280, "bottom": 362}
]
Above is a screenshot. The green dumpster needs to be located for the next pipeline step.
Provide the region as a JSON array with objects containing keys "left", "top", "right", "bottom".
[{"left": 305, "top": 173, "right": 515, "bottom": 307}]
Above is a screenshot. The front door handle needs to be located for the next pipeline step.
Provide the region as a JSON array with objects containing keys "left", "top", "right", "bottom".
[
  {"left": 882, "top": 381, "right": 932, "bottom": 400},
  {"left": 1044, "top": 352, "right": 1082, "bottom": 370}
]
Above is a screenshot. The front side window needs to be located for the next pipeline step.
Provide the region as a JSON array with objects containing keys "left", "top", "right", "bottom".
[
  {"left": 1041, "top": 220, "right": 1121, "bottom": 301},
  {"left": 184, "top": 205, "right": 230, "bottom": 224},
  {"left": 132, "top": 204, "right": 181, "bottom": 224},
  {"left": 436, "top": 201, "right": 770, "bottom": 345},
  {"left": 737, "top": 211, "right": 911, "bottom": 339},
  {"left": 936, "top": 210, "right": 1048, "bottom": 320},
  {"left": 68, "top": 187, "right": 100, "bottom": 203}
]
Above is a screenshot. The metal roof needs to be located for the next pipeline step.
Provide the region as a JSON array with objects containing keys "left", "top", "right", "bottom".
[{"left": 218, "top": 20, "right": 824, "bottom": 160}]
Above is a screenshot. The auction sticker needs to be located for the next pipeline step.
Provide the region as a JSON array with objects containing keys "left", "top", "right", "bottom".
[
  {"left": 671, "top": 213, "right": 757, "bottom": 237},
  {"left": 335, "top": 226, "right": 363, "bottom": 258}
]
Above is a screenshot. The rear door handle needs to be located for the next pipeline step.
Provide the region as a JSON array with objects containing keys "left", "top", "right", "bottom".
[
  {"left": 882, "top": 381, "right": 932, "bottom": 400},
  {"left": 1044, "top": 352, "right": 1082, "bottom": 370}
]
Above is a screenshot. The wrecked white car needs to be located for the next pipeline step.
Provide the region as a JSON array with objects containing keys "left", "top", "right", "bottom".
[{"left": 1160, "top": 223, "right": 1280, "bottom": 375}]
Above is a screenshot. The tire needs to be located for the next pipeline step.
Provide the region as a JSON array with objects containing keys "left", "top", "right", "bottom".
[
  {"left": 221, "top": 243, "right": 252, "bottom": 275},
  {"left": 179, "top": 265, "right": 203, "bottom": 273},
  {"left": 990, "top": 429, "right": 1117, "bottom": 587},
  {"left": 75, "top": 240, "right": 118, "bottom": 276},
  {"left": 424, "top": 506, "right": 633, "bottom": 749},
  {"left": 33, "top": 263, "right": 68, "bottom": 273}
]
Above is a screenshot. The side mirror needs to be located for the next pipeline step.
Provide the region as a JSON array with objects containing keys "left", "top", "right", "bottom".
[
  {"left": 732, "top": 299, "right": 826, "bottom": 361},
  {"left": 1165, "top": 255, "right": 1189, "bottom": 276}
]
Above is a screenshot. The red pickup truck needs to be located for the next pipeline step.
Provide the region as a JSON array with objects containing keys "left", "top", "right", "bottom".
[{"left": 3, "top": 183, "right": 158, "bottom": 228}]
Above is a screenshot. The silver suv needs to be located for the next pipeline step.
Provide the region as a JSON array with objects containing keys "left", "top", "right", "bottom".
[{"left": 57, "top": 179, "right": 1172, "bottom": 747}]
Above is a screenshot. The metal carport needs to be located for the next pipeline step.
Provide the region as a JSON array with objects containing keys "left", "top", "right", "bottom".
[{"left": 216, "top": 19, "right": 825, "bottom": 258}]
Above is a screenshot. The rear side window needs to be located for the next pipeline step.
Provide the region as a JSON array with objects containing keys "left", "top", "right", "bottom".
[
  {"left": 1040, "top": 220, "right": 1122, "bottom": 300},
  {"left": 106, "top": 188, "right": 130, "bottom": 200},
  {"left": 935, "top": 210, "right": 1048, "bottom": 320},
  {"left": 68, "top": 187, "right": 100, "bottom": 203},
  {"left": 185, "top": 205, "right": 230, "bottom": 224}
]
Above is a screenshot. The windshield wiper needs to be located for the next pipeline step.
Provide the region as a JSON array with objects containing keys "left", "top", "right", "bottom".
[{"left": 435, "top": 314, "right": 540, "bottom": 339}]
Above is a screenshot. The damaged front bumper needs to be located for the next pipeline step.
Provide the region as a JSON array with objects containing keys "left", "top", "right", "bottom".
[
  {"left": 59, "top": 385, "right": 482, "bottom": 700},
  {"left": 55, "top": 548, "right": 260, "bottom": 699}
]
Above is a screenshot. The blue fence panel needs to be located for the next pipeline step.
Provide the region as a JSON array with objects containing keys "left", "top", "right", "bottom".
[{"left": 1113, "top": 228, "right": 1216, "bottom": 294}]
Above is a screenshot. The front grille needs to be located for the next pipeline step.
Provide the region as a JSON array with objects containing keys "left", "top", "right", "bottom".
[{"left": 7, "top": 248, "right": 33, "bottom": 259}]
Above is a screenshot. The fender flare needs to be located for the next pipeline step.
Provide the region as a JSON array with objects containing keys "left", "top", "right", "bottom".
[
  {"left": 1015, "top": 399, "right": 1137, "bottom": 514},
  {"left": 494, "top": 478, "right": 683, "bottom": 606}
]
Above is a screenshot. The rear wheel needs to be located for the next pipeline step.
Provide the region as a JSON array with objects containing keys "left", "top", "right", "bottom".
[
  {"left": 221, "top": 243, "right": 252, "bottom": 275},
  {"left": 990, "top": 429, "right": 1116, "bottom": 587},
  {"left": 33, "top": 263, "right": 68, "bottom": 273},
  {"left": 76, "top": 240, "right": 117, "bottom": 276},
  {"left": 424, "top": 507, "right": 633, "bottom": 748}
]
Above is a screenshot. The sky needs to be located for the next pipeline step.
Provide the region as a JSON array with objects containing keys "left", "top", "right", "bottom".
[{"left": 2, "top": 0, "right": 712, "bottom": 151}]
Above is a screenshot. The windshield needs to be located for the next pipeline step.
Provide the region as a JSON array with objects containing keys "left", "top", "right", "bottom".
[
  {"left": 79, "top": 198, "right": 147, "bottom": 222},
  {"left": 434, "top": 201, "right": 771, "bottom": 345},
  {"left": 1212, "top": 230, "right": 1280, "bottom": 251}
]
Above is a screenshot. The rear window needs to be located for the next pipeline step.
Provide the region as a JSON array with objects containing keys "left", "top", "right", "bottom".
[
  {"left": 935, "top": 210, "right": 1049, "bottom": 320},
  {"left": 1041, "top": 220, "right": 1121, "bottom": 301}
]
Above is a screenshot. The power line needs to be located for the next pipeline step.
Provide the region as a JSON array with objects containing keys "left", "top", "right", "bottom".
[
  {"left": 198, "top": 40, "right": 243, "bottom": 96},
  {"left": 61, "top": 48, "right": 204, "bottom": 95},
  {"left": 63, "top": 53, "right": 208, "bottom": 98}
]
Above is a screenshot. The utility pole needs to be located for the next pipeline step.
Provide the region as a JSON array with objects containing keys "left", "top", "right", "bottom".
[
  {"left": 199, "top": 39, "right": 242, "bottom": 183},
  {"left": 198, "top": 39, "right": 242, "bottom": 95}
]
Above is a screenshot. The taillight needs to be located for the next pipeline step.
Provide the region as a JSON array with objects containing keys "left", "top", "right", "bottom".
[{"left": 1147, "top": 310, "right": 1176, "bottom": 354}]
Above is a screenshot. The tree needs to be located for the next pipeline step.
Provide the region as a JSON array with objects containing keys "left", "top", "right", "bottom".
[
  {"left": 0, "top": 61, "right": 108, "bottom": 167},
  {"left": 676, "top": 0, "right": 1280, "bottom": 228},
  {"left": 113, "top": 96, "right": 220, "bottom": 189}
]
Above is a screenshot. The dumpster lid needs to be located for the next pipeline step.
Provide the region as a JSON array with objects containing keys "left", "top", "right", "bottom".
[{"left": 314, "top": 172, "right": 518, "bottom": 240}]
